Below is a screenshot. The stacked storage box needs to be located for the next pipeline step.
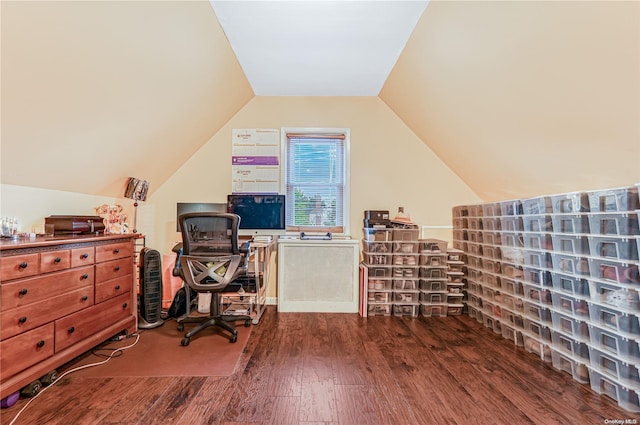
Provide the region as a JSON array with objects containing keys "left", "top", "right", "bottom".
[
  {"left": 391, "top": 228, "right": 421, "bottom": 317},
  {"left": 362, "top": 227, "right": 421, "bottom": 317},
  {"left": 581, "top": 187, "right": 640, "bottom": 412},
  {"left": 419, "top": 239, "right": 449, "bottom": 317},
  {"left": 447, "top": 247, "right": 466, "bottom": 315},
  {"left": 362, "top": 227, "right": 394, "bottom": 316},
  {"left": 452, "top": 185, "right": 640, "bottom": 412}
]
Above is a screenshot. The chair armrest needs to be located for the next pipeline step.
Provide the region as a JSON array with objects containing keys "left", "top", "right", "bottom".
[{"left": 240, "top": 241, "right": 251, "bottom": 254}]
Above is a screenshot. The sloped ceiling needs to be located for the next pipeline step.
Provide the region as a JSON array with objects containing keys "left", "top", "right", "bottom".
[
  {"left": 381, "top": 0, "right": 640, "bottom": 201},
  {"left": 2, "top": 1, "right": 638, "bottom": 202},
  {"left": 1, "top": 0, "right": 253, "bottom": 197},
  {"left": 209, "top": 0, "right": 428, "bottom": 96}
]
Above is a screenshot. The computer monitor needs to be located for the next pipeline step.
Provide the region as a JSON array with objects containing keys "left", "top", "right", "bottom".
[
  {"left": 176, "top": 202, "right": 227, "bottom": 231},
  {"left": 227, "top": 194, "right": 286, "bottom": 236}
]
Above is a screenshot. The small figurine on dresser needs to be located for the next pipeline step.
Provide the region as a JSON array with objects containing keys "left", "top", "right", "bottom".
[{"left": 95, "top": 204, "right": 129, "bottom": 234}]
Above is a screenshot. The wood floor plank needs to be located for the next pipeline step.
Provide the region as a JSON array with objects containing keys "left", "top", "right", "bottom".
[
  {"left": 328, "top": 315, "right": 376, "bottom": 386},
  {"left": 298, "top": 381, "right": 337, "bottom": 423},
  {"left": 425, "top": 316, "right": 624, "bottom": 423},
  {"left": 268, "top": 396, "right": 300, "bottom": 425},
  {"left": 333, "top": 384, "right": 382, "bottom": 425},
  {"left": 2, "top": 307, "right": 637, "bottom": 425},
  {"left": 136, "top": 377, "right": 207, "bottom": 425},
  {"left": 174, "top": 377, "right": 234, "bottom": 425}
]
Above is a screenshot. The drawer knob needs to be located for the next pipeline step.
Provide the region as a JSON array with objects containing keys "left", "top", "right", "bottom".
[
  {"left": 113, "top": 248, "right": 120, "bottom": 254},
  {"left": 54, "top": 257, "right": 61, "bottom": 263},
  {"left": 81, "top": 274, "right": 89, "bottom": 280},
  {"left": 122, "top": 303, "right": 128, "bottom": 309},
  {"left": 115, "top": 285, "right": 121, "bottom": 290},
  {"left": 36, "top": 340, "right": 45, "bottom": 348},
  {"left": 19, "top": 288, "right": 28, "bottom": 296},
  {"left": 81, "top": 295, "right": 89, "bottom": 302},
  {"left": 19, "top": 262, "right": 28, "bottom": 269},
  {"left": 81, "top": 253, "right": 89, "bottom": 259},
  {"left": 114, "top": 266, "right": 120, "bottom": 272},
  {"left": 18, "top": 316, "right": 27, "bottom": 324},
  {"left": 68, "top": 326, "right": 75, "bottom": 334}
]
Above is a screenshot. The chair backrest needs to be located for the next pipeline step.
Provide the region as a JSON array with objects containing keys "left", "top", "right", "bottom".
[{"left": 178, "top": 212, "right": 241, "bottom": 257}]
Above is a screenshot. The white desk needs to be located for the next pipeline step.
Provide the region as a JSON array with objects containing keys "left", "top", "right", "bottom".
[{"left": 249, "top": 239, "right": 275, "bottom": 324}]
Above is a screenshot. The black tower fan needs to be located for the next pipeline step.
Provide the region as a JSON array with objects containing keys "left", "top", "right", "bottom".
[{"left": 138, "top": 247, "right": 164, "bottom": 329}]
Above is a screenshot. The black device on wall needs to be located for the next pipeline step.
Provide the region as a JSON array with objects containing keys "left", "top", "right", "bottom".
[
  {"left": 227, "top": 194, "right": 286, "bottom": 235},
  {"left": 138, "top": 248, "right": 164, "bottom": 329}
]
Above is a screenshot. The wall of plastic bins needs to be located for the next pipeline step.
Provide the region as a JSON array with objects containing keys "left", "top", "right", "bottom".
[
  {"left": 362, "top": 228, "right": 464, "bottom": 318},
  {"left": 452, "top": 184, "right": 640, "bottom": 413}
]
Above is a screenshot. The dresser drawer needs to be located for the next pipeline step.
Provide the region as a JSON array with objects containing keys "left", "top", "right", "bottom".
[
  {"left": 71, "top": 246, "right": 95, "bottom": 268},
  {"left": 95, "top": 274, "right": 132, "bottom": 304},
  {"left": 95, "top": 242, "right": 133, "bottom": 263},
  {"left": 1, "top": 287, "right": 94, "bottom": 340},
  {"left": 0, "top": 253, "right": 40, "bottom": 281},
  {"left": 40, "top": 249, "right": 71, "bottom": 274},
  {"left": 0, "top": 323, "right": 54, "bottom": 380},
  {"left": 95, "top": 258, "right": 133, "bottom": 283},
  {"left": 55, "top": 293, "right": 132, "bottom": 351},
  {"left": 1, "top": 266, "right": 94, "bottom": 311}
]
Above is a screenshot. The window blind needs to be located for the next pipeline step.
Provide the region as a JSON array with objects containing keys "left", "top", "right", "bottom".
[{"left": 285, "top": 133, "right": 346, "bottom": 233}]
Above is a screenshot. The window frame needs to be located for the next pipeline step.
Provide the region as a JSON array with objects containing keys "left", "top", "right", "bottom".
[{"left": 280, "top": 127, "right": 351, "bottom": 236}]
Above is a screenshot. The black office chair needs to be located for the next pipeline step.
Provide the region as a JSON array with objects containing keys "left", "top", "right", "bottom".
[{"left": 176, "top": 212, "right": 253, "bottom": 345}]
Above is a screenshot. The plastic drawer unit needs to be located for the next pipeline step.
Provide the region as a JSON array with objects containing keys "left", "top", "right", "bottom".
[
  {"left": 587, "top": 186, "right": 639, "bottom": 213},
  {"left": 587, "top": 235, "right": 639, "bottom": 261},
  {"left": 550, "top": 192, "right": 590, "bottom": 214},
  {"left": 550, "top": 348, "right": 591, "bottom": 384},
  {"left": 551, "top": 214, "right": 591, "bottom": 234},
  {"left": 587, "top": 366, "right": 640, "bottom": 412},
  {"left": 551, "top": 311, "right": 590, "bottom": 340},
  {"left": 550, "top": 272, "right": 590, "bottom": 298},
  {"left": 588, "top": 257, "right": 639, "bottom": 285},
  {"left": 522, "top": 195, "right": 553, "bottom": 215},
  {"left": 587, "top": 211, "right": 639, "bottom": 236}
]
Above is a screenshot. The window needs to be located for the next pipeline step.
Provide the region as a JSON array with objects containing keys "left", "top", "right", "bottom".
[{"left": 281, "top": 128, "right": 350, "bottom": 235}]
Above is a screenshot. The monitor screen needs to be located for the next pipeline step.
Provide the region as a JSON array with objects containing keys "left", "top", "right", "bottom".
[
  {"left": 227, "top": 194, "right": 285, "bottom": 235},
  {"left": 176, "top": 202, "right": 227, "bottom": 232}
]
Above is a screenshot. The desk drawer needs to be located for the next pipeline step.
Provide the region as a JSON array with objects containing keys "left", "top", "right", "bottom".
[
  {"left": 40, "top": 249, "right": 71, "bottom": 274},
  {"left": 95, "top": 242, "right": 133, "bottom": 263},
  {"left": 0, "top": 253, "right": 40, "bottom": 281},
  {"left": 1, "top": 266, "right": 94, "bottom": 311},
  {"left": 1, "top": 287, "right": 94, "bottom": 340},
  {"left": 0, "top": 323, "right": 54, "bottom": 379},
  {"left": 95, "top": 275, "right": 132, "bottom": 304},
  {"left": 55, "top": 293, "right": 132, "bottom": 351},
  {"left": 95, "top": 258, "right": 133, "bottom": 283},
  {"left": 71, "top": 246, "right": 95, "bottom": 268}
]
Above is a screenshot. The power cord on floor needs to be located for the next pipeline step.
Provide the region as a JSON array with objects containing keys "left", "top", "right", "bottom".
[{"left": 7, "top": 333, "right": 141, "bottom": 425}]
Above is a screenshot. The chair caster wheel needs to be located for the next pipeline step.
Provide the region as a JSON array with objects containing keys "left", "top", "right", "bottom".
[
  {"left": 244, "top": 319, "right": 251, "bottom": 327},
  {"left": 177, "top": 324, "right": 184, "bottom": 332},
  {"left": 20, "top": 380, "right": 42, "bottom": 398},
  {"left": 181, "top": 337, "right": 190, "bottom": 346},
  {"left": 229, "top": 334, "right": 238, "bottom": 343},
  {"left": 41, "top": 370, "right": 58, "bottom": 386}
]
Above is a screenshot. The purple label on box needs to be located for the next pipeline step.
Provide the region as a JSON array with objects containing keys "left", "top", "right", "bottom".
[{"left": 232, "top": 156, "right": 279, "bottom": 165}]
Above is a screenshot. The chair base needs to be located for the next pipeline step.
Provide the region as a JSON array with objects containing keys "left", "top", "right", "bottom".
[{"left": 177, "top": 311, "right": 251, "bottom": 345}]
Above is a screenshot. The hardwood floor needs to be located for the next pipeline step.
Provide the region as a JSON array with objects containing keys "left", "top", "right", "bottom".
[{"left": 1, "top": 307, "right": 636, "bottom": 425}]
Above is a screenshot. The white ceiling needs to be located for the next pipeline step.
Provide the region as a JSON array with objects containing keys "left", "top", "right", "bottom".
[{"left": 210, "top": 0, "right": 429, "bottom": 96}]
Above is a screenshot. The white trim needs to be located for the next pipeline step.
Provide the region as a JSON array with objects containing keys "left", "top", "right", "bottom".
[{"left": 280, "top": 127, "right": 351, "bottom": 236}]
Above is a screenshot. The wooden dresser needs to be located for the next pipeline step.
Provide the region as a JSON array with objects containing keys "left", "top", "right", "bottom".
[{"left": 0, "top": 234, "right": 137, "bottom": 398}]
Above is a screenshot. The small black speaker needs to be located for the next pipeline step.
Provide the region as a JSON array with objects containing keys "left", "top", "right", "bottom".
[{"left": 138, "top": 248, "right": 164, "bottom": 329}]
